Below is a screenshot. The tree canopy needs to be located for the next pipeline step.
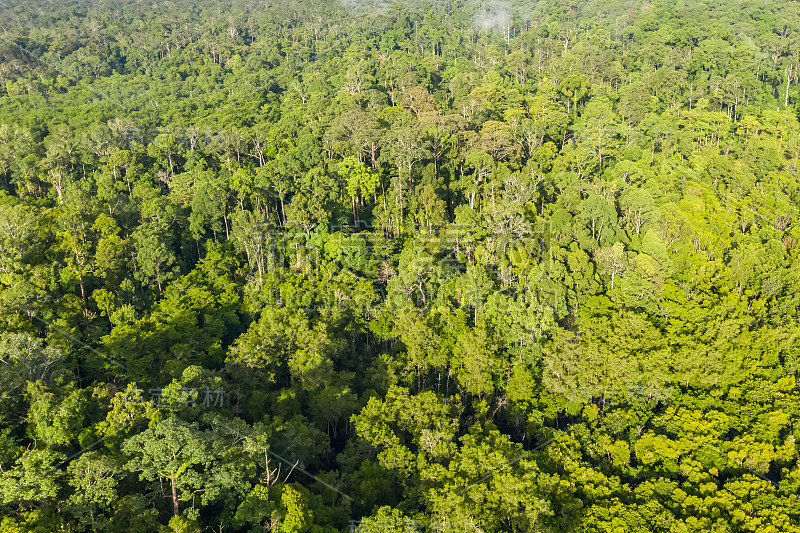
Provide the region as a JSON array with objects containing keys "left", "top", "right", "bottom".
[{"left": 2, "top": 0, "right": 800, "bottom": 530}]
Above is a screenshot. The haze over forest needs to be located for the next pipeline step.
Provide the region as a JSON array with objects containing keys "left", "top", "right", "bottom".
[{"left": 1, "top": 0, "right": 800, "bottom": 531}]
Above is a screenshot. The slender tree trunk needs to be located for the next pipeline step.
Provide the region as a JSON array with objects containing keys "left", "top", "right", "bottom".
[
  {"left": 78, "top": 272, "right": 86, "bottom": 302},
  {"left": 170, "top": 477, "right": 179, "bottom": 516}
]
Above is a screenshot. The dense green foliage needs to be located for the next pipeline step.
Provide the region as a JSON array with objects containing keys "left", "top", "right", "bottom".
[{"left": 2, "top": 0, "right": 800, "bottom": 530}]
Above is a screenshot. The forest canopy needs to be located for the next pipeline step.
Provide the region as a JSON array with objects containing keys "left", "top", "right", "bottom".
[{"left": 1, "top": 0, "right": 800, "bottom": 531}]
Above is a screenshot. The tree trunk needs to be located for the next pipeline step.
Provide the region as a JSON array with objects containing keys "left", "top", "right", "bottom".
[
  {"left": 78, "top": 272, "right": 86, "bottom": 302},
  {"left": 170, "top": 476, "right": 179, "bottom": 516}
]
